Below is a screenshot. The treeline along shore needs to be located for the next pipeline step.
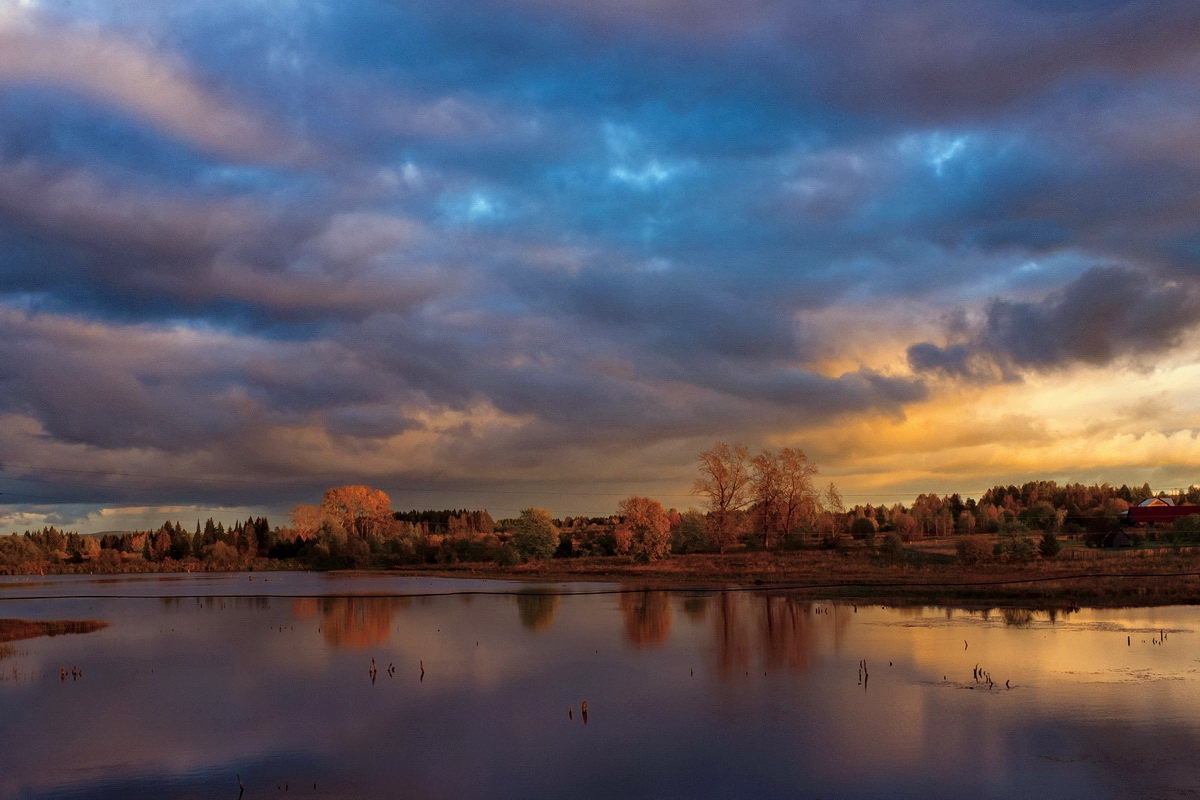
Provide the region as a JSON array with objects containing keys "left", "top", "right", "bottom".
[{"left": 4, "top": 444, "right": 1200, "bottom": 606}]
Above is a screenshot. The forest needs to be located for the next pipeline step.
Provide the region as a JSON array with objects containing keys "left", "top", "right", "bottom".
[{"left": 1, "top": 443, "right": 1198, "bottom": 575}]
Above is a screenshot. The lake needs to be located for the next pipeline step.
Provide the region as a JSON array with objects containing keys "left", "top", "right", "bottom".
[{"left": 1, "top": 572, "right": 1198, "bottom": 799}]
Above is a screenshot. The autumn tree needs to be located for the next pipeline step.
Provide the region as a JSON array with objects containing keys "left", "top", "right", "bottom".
[
  {"left": 510, "top": 507, "right": 559, "bottom": 562},
  {"left": 81, "top": 536, "right": 101, "bottom": 561},
  {"left": 750, "top": 450, "right": 782, "bottom": 546},
  {"left": 1038, "top": 532, "right": 1062, "bottom": 559},
  {"left": 849, "top": 515, "right": 877, "bottom": 545},
  {"left": 890, "top": 509, "right": 919, "bottom": 541},
  {"left": 694, "top": 443, "right": 752, "bottom": 552},
  {"left": 617, "top": 496, "right": 672, "bottom": 561},
  {"left": 320, "top": 486, "right": 391, "bottom": 538},
  {"left": 751, "top": 448, "right": 819, "bottom": 547},
  {"left": 822, "top": 483, "right": 845, "bottom": 541},
  {"left": 1020, "top": 501, "right": 1062, "bottom": 533},
  {"left": 956, "top": 535, "right": 991, "bottom": 565},
  {"left": 290, "top": 504, "right": 324, "bottom": 538},
  {"left": 672, "top": 510, "right": 711, "bottom": 553}
]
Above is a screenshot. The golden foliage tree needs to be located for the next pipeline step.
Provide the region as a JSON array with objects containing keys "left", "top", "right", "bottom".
[
  {"left": 617, "top": 496, "right": 672, "bottom": 561},
  {"left": 290, "top": 504, "right": 323, "bottom": 537},
  {"left": 320, "top": 485, "right": 391, "bottom": 538}
]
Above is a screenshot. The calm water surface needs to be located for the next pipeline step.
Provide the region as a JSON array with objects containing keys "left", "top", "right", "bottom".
[{"left": 1, "top": 572, "right": 1198, "bottom": 799}]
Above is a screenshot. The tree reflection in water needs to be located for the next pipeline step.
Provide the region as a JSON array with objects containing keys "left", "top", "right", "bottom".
[
  {"left": 515, "top": 589, "right": 560, "bottom": 631},
  {"left": 713, "top": 593, "right": 850, "bottom": 679},
  {"left": 1001, "top": 608, "right": 1035, "bottom": 627},
  {"left": 621, "top": 590, "right": 672, "bottom": 647},
  {"left": 292, "top": 597, "right": 409, "bottom": 650},
  {"left": 680, "top": 593, "right": 710, "bottom": 622}
]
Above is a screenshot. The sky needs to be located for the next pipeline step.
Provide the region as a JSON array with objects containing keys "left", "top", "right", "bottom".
[{"left": 3, "top": 0, "right": 1200, "bottom": 532}]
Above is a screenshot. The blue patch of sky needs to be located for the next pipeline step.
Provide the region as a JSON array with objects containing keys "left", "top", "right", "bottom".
[
  {"left": 0, "top": 87, "right": 305, "bottom": 198},
  {"left": 960, "top": 251, "right": 1098, "bottom": 302},
  {"left": 0, "top": 87, "right": 212, "bottom": 179},
  {"left": 1161, "top": 231, "right": 1200, "bottom": 273},
  {"left": 295, "top": 2, "right": 842, "bottom": 153},
  {"left": 437, "top": 189, "right": 511, "bottom": 227},
  {"left": 0, "top": 228, "right": 105, "bottom": 310},
  {"left": 852, "top": 131, "right": 1054, "bottom": 238}
]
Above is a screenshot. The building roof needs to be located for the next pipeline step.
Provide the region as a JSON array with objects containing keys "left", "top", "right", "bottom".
[{"left": 1137, "top": 497, "right": 1175, "bottom": 507}]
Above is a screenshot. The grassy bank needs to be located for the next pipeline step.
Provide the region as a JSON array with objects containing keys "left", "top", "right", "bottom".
[
  {"left": 6, "top": 539, "right": 1200, "bottom": 607},
  {"left": 377, "top": 548, "right": 1200, "bottom": 607},
  {"left": 0, "top": 619, "right": 108, "bottom": 644}
]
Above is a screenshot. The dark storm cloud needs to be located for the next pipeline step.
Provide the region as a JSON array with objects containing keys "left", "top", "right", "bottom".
[
  {"left": 5, "top": 0, "right": 1200, "bottom": 513},
  {"left": 906, "top": 343, "right": 975, "bottom": 378},
  {"left": 981, "top": 267, "right": 1200, "bottom": 368},
  {"left": 543, "top": 270, "right": 806, "bottom": 365},
  {"left": 908, "top": 266, "right": 1200, "bottom": 379},
  {"left": 803, "top": 1, "right": 1200, "bottom": 118},
  {"left": 0, "top": 160, "right": 451, "bottom": 324},
  {"left": 446, "top": 0, "right": 1200, "bottom": 124},
  {"left": 0, "top": 309, "right": 406, "bottom": 452}
]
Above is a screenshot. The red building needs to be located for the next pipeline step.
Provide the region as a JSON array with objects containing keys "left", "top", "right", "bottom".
[{"left": 1126, "top": 498, "right": 1200, "bottom": 525}]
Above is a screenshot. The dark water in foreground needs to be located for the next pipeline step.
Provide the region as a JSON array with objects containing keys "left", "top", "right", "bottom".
[{"left": 1, "top": 573, "right": 1198, "bottom": 800}]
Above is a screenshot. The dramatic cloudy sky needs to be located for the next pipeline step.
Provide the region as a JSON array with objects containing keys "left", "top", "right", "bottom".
[{"left": 4, "top": 0, "right": 1200, "bottom": 532}]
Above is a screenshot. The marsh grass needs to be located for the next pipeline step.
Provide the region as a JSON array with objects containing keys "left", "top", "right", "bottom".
[{"left": 0, "top": 619, "right": 108, "bottom": 644}]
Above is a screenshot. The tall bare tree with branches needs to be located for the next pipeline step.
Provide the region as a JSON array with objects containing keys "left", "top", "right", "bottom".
[
  {"left": 694, "top": 442, "right": 752, "bottom": 552},
  {"left": 752, "top": 448, "right": 819, "bottom": 547}
]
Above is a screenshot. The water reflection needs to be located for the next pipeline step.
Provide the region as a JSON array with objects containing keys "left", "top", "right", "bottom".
[
  {"left": 292, "top": 597, "right": 409, "bottom": 650},
  {"left": 714, "top": 593, "right": 752, "bottom": 676},
  {"left": 161, "top": 596, "right": 274, "bottom": 612},
  {"left": 515, "top": 590, "right": 559, "bottom": 631},
  {"left": 2, "top": 575, "right": 1200, "bottom": 800},
  {"left": 707, "top": 593, "right": 851, "bottom": 677},
  {"left": 680, "top": 593, "right": 709, "bottom": 622},
  {"left": 620, "top": 590, "right": 671, "bottom": 647},
  {"left": 1001, "top": 608, "right": 1035, "bottom": 627},
  {"left": 757, "top": 595, "right": 820, "bottom": 672}
]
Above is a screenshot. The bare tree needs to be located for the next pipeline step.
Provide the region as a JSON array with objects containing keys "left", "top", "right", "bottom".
[
  {"left": 752, "top": 448, "right": 819, "bottom": 547},
  {"left": 822, "top": 482, "right": 845, "bottom": 542},
  {"left": 778, "top": 448, "right": 820, "bottom": 541},
  {"left": 694, "top": 443, "right": 752, "bottom": 552},
  {"left": 751, "top": 450, "right": 783, "bottom": 547}
]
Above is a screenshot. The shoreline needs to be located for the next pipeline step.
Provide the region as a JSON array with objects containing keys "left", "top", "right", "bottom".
[
  {"left": 5, "top": 549, "right": 1200, "bottom": 609},
  {"left": 337, "top": 549, "right": 1200, "bottom": 608}
]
